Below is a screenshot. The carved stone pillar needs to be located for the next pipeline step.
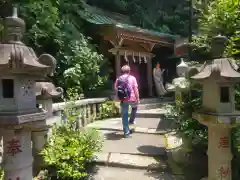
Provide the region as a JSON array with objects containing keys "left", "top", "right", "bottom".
[{"left": 2, "top": 129, "right": 33, "bottom": 180}]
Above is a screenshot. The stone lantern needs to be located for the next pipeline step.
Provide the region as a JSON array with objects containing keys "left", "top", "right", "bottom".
[
  {"left": 177, "top": 58, "right": 189, "bottom": 77},
  {"left": 0, "top": 7, "right": 56, "bottom": 180},
  {"left": 191, "top": 35, "right": 240, "bottom": 180},
  {"left": 32, "top": 82, "right": 62, "bottom": 174},
  {"left": 167, "top": 58, "right": 190, "bottom": 106}
]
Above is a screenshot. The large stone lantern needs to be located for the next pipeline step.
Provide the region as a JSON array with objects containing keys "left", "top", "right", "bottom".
[
  {"left": 191, "top": 35, "right": 240, "bottom": 180},
  {"left": 0, "top": 7, "right": 56, "bottom": 180}
]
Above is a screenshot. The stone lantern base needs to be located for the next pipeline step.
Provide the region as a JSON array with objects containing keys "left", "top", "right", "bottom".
[{"left": 193, "top": 112, "right": 240, "bottom": 180}]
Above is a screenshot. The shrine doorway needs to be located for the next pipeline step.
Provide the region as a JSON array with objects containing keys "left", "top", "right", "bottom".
[{"left": 120, "top": 56, "right": 148, "bottom": 98}]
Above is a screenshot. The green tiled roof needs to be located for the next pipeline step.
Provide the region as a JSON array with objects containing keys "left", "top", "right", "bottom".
[{"left": 78, "top": 5, "right": 175, "bottom": 40}]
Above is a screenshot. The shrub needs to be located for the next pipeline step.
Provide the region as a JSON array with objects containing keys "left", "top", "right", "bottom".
[
  {"left": 96, "top": 101, "right": 120, "bottom": 120},
  {"left": 164, "top": 82, "right": 207, "bottom": 146},
  {"left": 40, "top": 116, "right": 103, "bottom": 179}
]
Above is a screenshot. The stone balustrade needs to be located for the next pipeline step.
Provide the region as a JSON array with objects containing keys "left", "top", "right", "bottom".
[
  {"left": 0, "top": 97, "right": 108, "bottom": 171},
  {"left": 50, "top": 97, "right": 108, "bottom": 127}
]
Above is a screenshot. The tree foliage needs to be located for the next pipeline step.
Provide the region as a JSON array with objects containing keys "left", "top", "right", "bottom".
[
  {"left": 0, "top": 0, "right": 107, "bottom": 97},
  {"left": 192, "top": 0, "right": 240, "bottom": 59},
  {"left": 87, "top": 0, "right": 196, "bottom": 36}
]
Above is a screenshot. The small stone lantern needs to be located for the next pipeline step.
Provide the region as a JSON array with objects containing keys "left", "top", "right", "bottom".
[
  {"left": 0, "top": 8, "right": 56, "bottom": 180},
  {"left": 167, "top": 58, "right": 189, "bottom": 106},
  {"left": 191, "top": 35, "right": 240, "bottom": 180},
  {"left": 177, "top": 58, "right": 189, "bottom": 77},
  {"left": 32, "top": 82, "right": 62, "bottom": 174}
]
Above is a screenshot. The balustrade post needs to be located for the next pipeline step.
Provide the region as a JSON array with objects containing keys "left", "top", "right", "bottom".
[
  {"left": 0, "top": 132, "right": 2, "bottom": 166},
  {"left": 82, "top": 106, "right": 87, "bottom": 126},
  {"left": 86, "top": 105, "right": 91, "bottom": 124},
  {"left": 92, "top": 104, "right": 97, "bottom": 120}
]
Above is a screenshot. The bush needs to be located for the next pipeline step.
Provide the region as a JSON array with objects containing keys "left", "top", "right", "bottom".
[
  {"left": 164, "top": 85, "right": 207, "bottom": 146},
  {"left": 40, "top": 116, "right": 103, "bottom": 179},
  {"left": 96, "top": 101, "right": 120, "bottom": 120}
]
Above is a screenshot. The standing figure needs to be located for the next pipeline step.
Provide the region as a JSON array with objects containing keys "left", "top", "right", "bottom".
[
  {"left": 115, "top": 65, "right": 140, "bottom": 138},
  {"left": 153, "top": 63, "right": 167, "bottom": 98}
]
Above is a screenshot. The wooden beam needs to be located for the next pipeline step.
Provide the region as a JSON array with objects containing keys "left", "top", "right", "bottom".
[
  {"left": 109, "top": 48, "right": 154, "bottom": 58},
  {"left": 120, "top": 34, "right": 173, "bottom": 47},
  {"left": 140, "top": 43, "right": 156, "bottom": 52},
  {"left": 104, "top": 36, "right": 124, "bottom": 48}
]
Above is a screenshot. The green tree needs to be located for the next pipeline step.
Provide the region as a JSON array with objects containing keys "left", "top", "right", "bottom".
[
  {"left": 87, "top": 0, "right": 197, "bottom": 36},
  {"left": 192, "top": 0, "right": 240, "bottom": 59},
  {"left": 0, "top": 0, "right": 107, "bottom": 97}
]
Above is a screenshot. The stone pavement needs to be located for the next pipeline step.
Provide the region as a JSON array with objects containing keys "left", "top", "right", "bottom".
[
  {"left": 86, "top": 105, "right": 178, "bottom": 179},
  {"left": 92, "top": 166, "right": 179, "bottom": 180}
]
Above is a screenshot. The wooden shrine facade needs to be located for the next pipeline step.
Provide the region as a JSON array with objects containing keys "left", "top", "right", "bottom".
[
  {"left": 100, "top": 24, "right": 175, "bottom": 96},
  {"left": 80, "top": 3, "right": 176, "bottom": 97}
]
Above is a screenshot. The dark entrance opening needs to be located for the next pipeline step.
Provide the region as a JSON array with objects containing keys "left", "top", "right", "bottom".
[{"left": 120, "top": 56, "right": 148, "bottom": 98}]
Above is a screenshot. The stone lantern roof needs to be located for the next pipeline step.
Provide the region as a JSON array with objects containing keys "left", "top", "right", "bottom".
[
  {"left": 191, "top": 35, "right": 240, "bottom": 80},
  {"left": 0, "top": 7, "right": 56, "bottom": 76},
  {"left": 36, "top": 82, "right": 63, "bottom": 100}
]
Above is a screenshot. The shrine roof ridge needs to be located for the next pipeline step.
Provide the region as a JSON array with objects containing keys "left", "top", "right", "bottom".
[{"left": 79, "top": 3, "right": 176, "bottom": 41}]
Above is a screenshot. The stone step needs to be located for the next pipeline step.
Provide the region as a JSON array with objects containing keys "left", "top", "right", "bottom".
[
  {"left": 86, "top": 117, "right": 173, "bottom": 134},
  {"left": 136, "top": 108, "right": 167, "bottom": 118},
  {"left": 94, "top": 152, "right": 168, "bottom": 171},
  {"left": 91, "top": 166, "right": 178, "bottom": 180},
  {"left": 140, "top": 97, "right": 174, "bottom": 104},
  {"left": 138, "top": 103, "right": 164, "bottom": 110},
  {"left": 98, "top": 130, "right": 166, "bottom": 156}
]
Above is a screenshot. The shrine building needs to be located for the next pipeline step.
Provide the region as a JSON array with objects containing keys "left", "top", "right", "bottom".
[{"left": 79, "top": 4, "right": 179, "bottom": 98}]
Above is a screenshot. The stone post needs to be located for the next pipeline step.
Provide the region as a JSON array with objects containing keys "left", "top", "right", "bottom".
[
  {"left": 32, "top": 130, "right": 48, "bottom": 174},
  {"left": 193, "top": 114, "right": 234, "bottom": 180},
  {"left": 2, "top": 129, "right": 33, "bottom": 180},
  {"left": 207, "top": 125, "right": 232, "bottom": 180}
]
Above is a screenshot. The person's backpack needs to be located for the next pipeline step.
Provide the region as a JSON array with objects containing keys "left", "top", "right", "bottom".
[{"left": 116, "top": 76, "right": 131, "bottom": 100}]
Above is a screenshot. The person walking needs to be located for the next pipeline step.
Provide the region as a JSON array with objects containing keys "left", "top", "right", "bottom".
[{"left": 115, "top": 65, "right": 140, "bottom": 138}]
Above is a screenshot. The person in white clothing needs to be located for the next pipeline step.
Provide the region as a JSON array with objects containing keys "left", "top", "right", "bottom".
[{"left": 153, "top": 63, "right": 167, "bottom": 98}]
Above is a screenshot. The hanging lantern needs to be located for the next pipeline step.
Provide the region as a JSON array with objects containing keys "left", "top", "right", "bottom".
[{"left": 132, "top": 52, "right": 136, "bottom": 63}]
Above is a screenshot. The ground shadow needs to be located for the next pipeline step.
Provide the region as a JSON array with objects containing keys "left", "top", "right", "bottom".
[
  {"left": 138, "top": 145, "right": 166, "bottom": 156},
  {"left": 104, "top": 132, "right": 124, "bottom": 140},
  {"left": 144, "top": 145, "right": 208, "bottom": 180},
  {"left": 156, "top": 114, "right": 177, "bottom": 132}
]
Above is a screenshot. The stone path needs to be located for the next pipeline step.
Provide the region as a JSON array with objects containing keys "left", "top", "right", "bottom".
[
  {"left": 86, "top": 101, "right": 179, "bottom": 180},
  {"left": 92, "top": 166, "right": 178, "bottom": 180}
]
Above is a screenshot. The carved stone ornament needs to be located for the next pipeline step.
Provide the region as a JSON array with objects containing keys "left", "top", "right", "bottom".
[{"left": 36, "top": 82, "right": 63, "bottom": 100}]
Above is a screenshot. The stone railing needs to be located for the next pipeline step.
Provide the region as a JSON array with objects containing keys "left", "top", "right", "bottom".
[
  {"left": 0, "top": 98, "right": 108, "bottom": 167},
  {"left": 48, "top": 98, "right": 108, "bottom": 127}
]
